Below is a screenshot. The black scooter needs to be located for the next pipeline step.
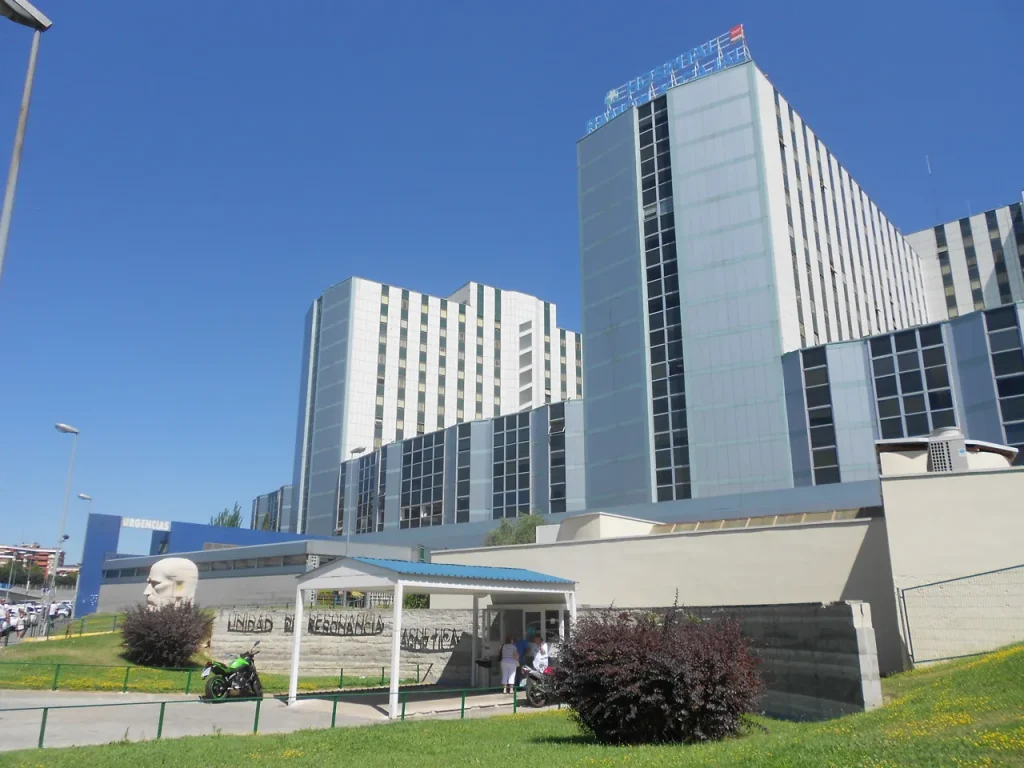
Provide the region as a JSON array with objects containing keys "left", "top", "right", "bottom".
[{"left": 519, "top": 663, "right": 557, "bottom": 707}]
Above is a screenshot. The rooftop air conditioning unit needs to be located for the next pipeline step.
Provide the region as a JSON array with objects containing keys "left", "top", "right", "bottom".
[{"left": 927, "top": 427, "right": 968, "bottom": 473}]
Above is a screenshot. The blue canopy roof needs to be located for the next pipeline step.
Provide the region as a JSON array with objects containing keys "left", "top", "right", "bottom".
[{"left": 350, "top": 557, "right": 574, "bottom": 586}]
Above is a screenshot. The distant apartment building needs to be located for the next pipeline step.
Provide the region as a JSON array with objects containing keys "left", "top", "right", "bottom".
[
  {"left": 0, "top": 544, "right": 63, "bottom": 576},
  {"left": 291, "top": 278, "right": 582, "bottom": 535},
  {"left": 906, "top": 196, "right": 1024, "bottom": 321},
  {"left": 250, "top": 485, "right": 293, "bottom": 532}
]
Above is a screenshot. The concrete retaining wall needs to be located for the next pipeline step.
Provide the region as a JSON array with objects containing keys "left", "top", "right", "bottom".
[
  {"left": 211, "top": 608, "right": 476, "bottom": 685},
  {"left": 213, "top": 600, "right": 881, "bottom": 719},
  {"left": 674, "top": 601, "right": 882, "bottom": 719}
]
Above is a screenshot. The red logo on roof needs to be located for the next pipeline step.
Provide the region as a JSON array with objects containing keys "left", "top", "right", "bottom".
[{"left": 729, "top": 25, "right": 744, "bottom": 42}]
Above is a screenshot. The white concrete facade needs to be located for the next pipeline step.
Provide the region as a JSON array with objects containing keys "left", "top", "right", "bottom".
[
  {"left": 292, "top": 277, "right": 582, "bottom": 534},
  {"left": 344, "top": 278, "right": 581, "bottom": 454},
  {"left": 754, "top": 68, "right": 929, "bottom": 351},
  {"left": 906, "top": 197, "right": 1024, "bottom": 322}
]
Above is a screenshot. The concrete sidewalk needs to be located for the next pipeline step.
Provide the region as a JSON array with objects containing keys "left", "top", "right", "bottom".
[{"left": 0, "top": 688, "right": 534, "bottom": 752}]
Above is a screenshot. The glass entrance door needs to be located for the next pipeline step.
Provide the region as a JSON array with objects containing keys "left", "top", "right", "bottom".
[{"left": 524, "top": 609, "right": 565, "bottom": 643}]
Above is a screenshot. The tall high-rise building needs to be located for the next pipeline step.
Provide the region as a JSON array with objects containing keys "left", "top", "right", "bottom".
[
  {"left": 906, "top": 196, "right": 1024, "bottom": 322},
  {"left": 250, "top": 485, "right": 293, "bottom": 532},
  {"left": 578, "top": 29, "right": 928, "bottom": 509},
  {"left": 291, "top": 277, "right": 582, "bottom": 535}
]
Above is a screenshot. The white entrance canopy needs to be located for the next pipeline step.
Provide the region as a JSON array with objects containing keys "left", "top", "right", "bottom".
[{"left": 287, "top": 556, "right": 576, "bottom": 719}]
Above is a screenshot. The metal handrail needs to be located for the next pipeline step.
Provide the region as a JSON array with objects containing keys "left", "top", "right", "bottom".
[{"left": 1, "top": 684, "right": 531, "bottom": 748}]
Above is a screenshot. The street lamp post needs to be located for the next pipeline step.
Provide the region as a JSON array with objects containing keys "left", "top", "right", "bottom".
[
  {"left": 4, "top": 552, "right": 19, "bottom": 602},
  {"left": 48, "top": 423, "right": 78, "bottom": 622},
  {"left": 0, "top": 0, "right": 52, "bottom": 289}
]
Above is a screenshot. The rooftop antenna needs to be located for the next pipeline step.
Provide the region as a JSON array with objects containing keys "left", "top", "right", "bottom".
[{"left": 925, "top": 155, "right": 941, "bottom": 225}]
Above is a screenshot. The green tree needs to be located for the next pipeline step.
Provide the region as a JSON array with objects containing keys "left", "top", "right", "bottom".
[
  {"left": 403, "top": 593, "right": 429, "bottom": 609},
  {"left": 210, "top": 502, "right": 243, "bottom": 528},
  {"left": 485, "top": 514, "right": 544, "bottom": 546},
  {"left": 259, "top": 511, "right": 275, "bottom": 531}
]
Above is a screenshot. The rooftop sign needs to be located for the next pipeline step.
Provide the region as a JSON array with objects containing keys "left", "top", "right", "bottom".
[
  {"left": 586, "top": 25, "right": 750, "bottom": 135},
  {"left": 122, "top": 517, "right": 171, "bottom": 532}
]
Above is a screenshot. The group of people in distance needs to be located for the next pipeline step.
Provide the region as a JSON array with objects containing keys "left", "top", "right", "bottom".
[
  {"left": 0, "top": 603, "right": 28, "bottom": 640},
  {"left": 498, "top": 633, "right": 558, "bottom": 695}
]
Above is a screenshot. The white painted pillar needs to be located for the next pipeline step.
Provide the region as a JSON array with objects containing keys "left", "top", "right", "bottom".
[
  {"left": 471, "top": 594, "right": 479, "bottom": 687},
  {"left": 568, "top": 591, "right": 577, "bottom": 627},
  {"left": 287, "top": 585, "right": 305, "bottom": 704},
  {"left": 388, "top": 581, "right": 404, "bottom": 720}
]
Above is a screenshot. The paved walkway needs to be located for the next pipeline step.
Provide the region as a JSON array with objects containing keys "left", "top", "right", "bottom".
[{"left": 0, "top": 688, "right": 534, "bottom": 751}]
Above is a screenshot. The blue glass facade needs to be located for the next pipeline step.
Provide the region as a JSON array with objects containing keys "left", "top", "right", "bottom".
[
  {"left": 293, "top": 281, "right": 354, "bottom": 537},
  {"left": 784, "top": 305, "right": 1024, "bottom": 485}
]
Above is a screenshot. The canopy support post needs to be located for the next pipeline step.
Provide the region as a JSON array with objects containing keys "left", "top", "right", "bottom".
[
  {"left": 471, "top": 594, "right": 479, "bottom": 687},
  {"left": 388, "top": 581, "right": 404, "bottom": 719},
  {"left": 287, "top": 585, "right": 305, "bottom": 704}
]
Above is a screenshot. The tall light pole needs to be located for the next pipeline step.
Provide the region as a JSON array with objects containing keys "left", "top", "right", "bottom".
[
  {"left": 49, "top": 423, "right": 78, "bottom": 619},
  {"left": 0, "top": 0, "right": 52, "bottom": 289},
  {"left": 4, "top": 551, "right": 20, "bottom": 602}
]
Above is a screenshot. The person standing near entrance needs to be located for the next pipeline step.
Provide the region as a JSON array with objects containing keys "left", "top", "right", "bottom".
[{"left": 499, "top": 635, "right": 519, "bottom": 694}]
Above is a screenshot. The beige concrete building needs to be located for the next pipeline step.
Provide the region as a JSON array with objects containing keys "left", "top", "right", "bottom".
[{"left": 434, "top": 428, "right": 1024, "bottom": 674}]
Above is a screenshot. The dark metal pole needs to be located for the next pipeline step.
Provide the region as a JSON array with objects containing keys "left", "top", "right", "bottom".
[{"left": 0, "top": 28, "right": 41, "bottom": 288}]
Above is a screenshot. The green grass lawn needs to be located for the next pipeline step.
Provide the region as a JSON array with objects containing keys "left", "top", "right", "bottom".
[
  {"left": 7, "top": 644, "right": 1024, "bottom": 767},
  {"left": 0, "top": 631, "right": 415, "bottom": 694}
]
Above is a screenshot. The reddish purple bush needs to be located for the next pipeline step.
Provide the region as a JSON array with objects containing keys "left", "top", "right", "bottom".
[
  {"left": 121, "top": 603, "right": 212, "bottom": 668},
  {"left": 554, "top": 610, "right": 762, "bottom": 744}
]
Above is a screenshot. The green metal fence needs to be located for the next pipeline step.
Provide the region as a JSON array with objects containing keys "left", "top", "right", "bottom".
[
  {"left": 0, "top": 660, "right": 427, "bottom": 694},
  {"left": 0, "top": 685, "right": 533, "bottom": 749}
]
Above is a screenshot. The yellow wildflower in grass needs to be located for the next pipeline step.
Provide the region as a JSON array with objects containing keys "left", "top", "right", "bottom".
[
  {"left": 963, "top": 645, "right": 1024, "bottom": 670},
  {"left": 883, "top": 710, "right": 974, "bottom": 739},
  {"left": 972, "top": 725, "right": 1024, "bottom": 751},
  {"left": 952, "top": 758, "right": 995, "bottom": 767},
  {"left": 280, "top": 749, "right": 305, "bottom": 758}
]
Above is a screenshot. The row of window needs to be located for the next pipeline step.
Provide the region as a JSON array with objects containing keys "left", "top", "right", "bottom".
[
  {"left": 800, "top": 308, "right": 1024, "bottom": 477},
  {"left": 103, "top": 553, "right": 313, "bottom": 580},
  {"left": 549, "top": 402, "right": 568, "bottom": 514},
  {"left": 800, "top": 347, "right": 840, "bottom": 485},
  {"left": 869, "top": 325, "right": 956, "bottom": 439},
  {"left": 933, "top": 209, "right": 1024, "bottom": 318},
  {"left": 454, "top": 423, "right": 471, "bottom": 523},
  {"left": 399, "top": 432, "right": 445, "bottom": 529},
  {"left": 986, "top": 307, "right": 1024, "bottom": 465},
  {"left": 775, "top": 89, "right": 925, "bottom": 343},
  {"left": 638, "top": 96, "right": 691, "bottom": 503},
  {"left": 493, "top": 412, "right": 532, "bottom": 519}
]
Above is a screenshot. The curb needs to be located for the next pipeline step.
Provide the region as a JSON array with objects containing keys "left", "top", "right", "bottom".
[{"left": 20, "top": 630, "right": 117, "bottom": 644}]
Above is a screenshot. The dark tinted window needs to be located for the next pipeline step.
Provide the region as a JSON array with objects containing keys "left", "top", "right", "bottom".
[
  {"left": 992, "top": 350, "right": 1024, "bottom": 378},
  {"left": 875, "top": 375, "right": 898, "bottom": 399},
  {"left": 802, "top": 347, "right": 827, "bottom": 368},
  {"left": 870, "top": 336, "right": 893, "bottom": 357},
  {"left": 918, "top": 325, "right": 943, "bottom": 347}
]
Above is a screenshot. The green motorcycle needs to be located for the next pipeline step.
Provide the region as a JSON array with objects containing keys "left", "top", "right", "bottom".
[{"left": 202, "top": 640, "right": 263, "bottom": 701}]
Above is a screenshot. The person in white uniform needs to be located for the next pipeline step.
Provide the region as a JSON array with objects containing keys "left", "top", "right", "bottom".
[{"left": 499, "top": 635, "right": 519, "bottom": 694}]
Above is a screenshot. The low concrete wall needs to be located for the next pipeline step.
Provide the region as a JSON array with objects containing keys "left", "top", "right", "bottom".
[
  {"left": 670, "top": 601, "right": 883, "bottom": 720},
  {"left": 212, "top": 600, "right": 880, "bottom": 720},
  {"left": 210, "top": 608, "right": 476, "bottom": 685},
  {"left": 432, "top": 517, "right": 903, "bottom": 676}
]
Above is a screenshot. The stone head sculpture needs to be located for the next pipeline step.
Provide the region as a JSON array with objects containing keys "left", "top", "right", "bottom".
[{"left": 143, "top": 557, "right": 199, "bottom": 609}]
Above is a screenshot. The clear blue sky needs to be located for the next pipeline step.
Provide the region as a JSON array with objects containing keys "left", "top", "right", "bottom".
[{"left": 0, "top": 1, "right": 1020, "bottom": 562}]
